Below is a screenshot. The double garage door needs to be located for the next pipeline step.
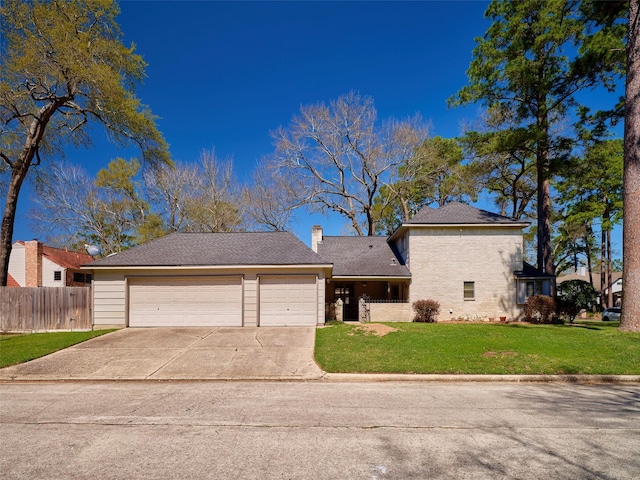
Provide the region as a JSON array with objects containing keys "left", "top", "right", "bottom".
[{"left": 128, "top": 275, "right": 317, "bottom": 327}]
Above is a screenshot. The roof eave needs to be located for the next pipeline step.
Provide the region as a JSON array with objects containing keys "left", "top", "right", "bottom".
[
  {"left": 83, "top": 263, "right": 334, "bottom": 270},
  {"left": 329, "top": 275, "right": 411, "bottom": 281}
]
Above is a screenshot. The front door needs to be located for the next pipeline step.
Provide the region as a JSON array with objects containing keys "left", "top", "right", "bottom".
[{"left": 333, "top": 283, "right": 357, "bottom": 320}]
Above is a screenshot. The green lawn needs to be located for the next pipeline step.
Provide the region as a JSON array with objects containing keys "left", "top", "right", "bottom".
[
  {"left": 0, "top": 330, "right": 115, "bottom": 368},
  {"left": 315, "top": 322, "right": 640, "bottom": 375}
]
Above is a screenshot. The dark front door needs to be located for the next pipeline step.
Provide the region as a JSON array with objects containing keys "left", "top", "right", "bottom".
[{"left": 334, "top": 283, "right": 357, "bottom": 320}]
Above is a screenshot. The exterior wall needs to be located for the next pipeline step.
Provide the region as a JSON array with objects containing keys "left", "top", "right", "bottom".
[
  {"left": 8, "top": 243, "right": 25, "bottom": 286},
  {"left": 244, "top": 273, "right": 258, "bottom": 327},
  {"left": 367, "top": 302, "right": 413, "bottom": 322},
  {"left": 42, "top": 257, "right": 65, "bottom": 287},
  {"left": 92, "top": 267, "right": 327, "bottom": 328},
  {"left": 93, "top": 271, "right": 127, "bottom": 328},
  {"left": 408, "top": 226, "right": 523, "bottom": 321}
]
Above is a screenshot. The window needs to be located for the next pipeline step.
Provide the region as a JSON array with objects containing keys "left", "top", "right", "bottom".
[
  {"left": 526, "top": 281, "right": 536, "bottom": 298},
  {"left": 463, "top": 281, "right": 475, "bottom": 300},
  {"left": 73, "top": 272, "right": 85, "bottom": 283},
  {"left": 85, "top": 274, "right": 92, "bottom": 283},
  {"left": 53, "top": 271, "right": 62, "bottom": 281}
]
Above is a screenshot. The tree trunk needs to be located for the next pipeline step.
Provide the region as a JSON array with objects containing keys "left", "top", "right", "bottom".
[
  {"left": 620, "top": 0, "right": 640, "bottom": 331},
  {"left": 600, "top": 225, "right": 607, "bottom": 309},
  {"left": 607, "top": 227, "right": 613, "bottom": 307},
  {"left": 537, "top": 165, "right": 554, "bottom": 277},
  {"left": 0, "top": 100, "right": 63, "bottom": 286},
  {"left": 585, "top": 225, "right": 594, "bottom": 287}
]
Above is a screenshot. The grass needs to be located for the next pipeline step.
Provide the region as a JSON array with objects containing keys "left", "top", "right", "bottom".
[
  {"left": 0, "top": 330, "right": 115, "bottom": 368},
  {"left": 315, "top": 321, "right": 640, "bottom": 375}
]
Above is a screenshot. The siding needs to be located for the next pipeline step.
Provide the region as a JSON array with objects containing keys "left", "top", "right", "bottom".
[
  {"left": 408, "top": 227, "right": 523, "bottom": 321},
  {"left": 42, "top": 257, "right": 64, "bottom": 287},
  {"left": 244, "top": 274, "right": 258, "bottom": 327},
  {"left": 8, "top": 243, "right": 25, "bottom": 286},
  {"left": 93, "top": 271, "right": 127, "bottom": 327}
]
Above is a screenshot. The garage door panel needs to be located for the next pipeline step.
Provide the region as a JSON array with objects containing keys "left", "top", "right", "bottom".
[
  {"left": 259, "top": 276, "right": 317, "bottom": 326},
  {"left": 129, "top": 277, "right": 242, "bottom": 327}
]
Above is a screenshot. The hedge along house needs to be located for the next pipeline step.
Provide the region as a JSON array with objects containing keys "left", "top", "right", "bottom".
[{"left": 85, "top": 232, "right": 331, "bottom": 328}]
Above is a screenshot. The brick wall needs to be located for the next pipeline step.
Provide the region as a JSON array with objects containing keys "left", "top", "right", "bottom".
[
  {"left": 366, "top": 302, "right": 413, "bottom": 322},
  {"left": 24, "top": 241, "right": 43, "bottom": 287},
  {"left": 408, "top": 227, "right": 523, "bottom": 321}
]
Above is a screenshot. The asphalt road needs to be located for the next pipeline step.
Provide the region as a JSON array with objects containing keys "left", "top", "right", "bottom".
[{"left": 1, "top": 381, "right": 639, "bottom": 479}]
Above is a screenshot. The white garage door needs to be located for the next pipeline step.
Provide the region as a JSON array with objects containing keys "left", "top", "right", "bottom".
[
  {"left": 129, "top": 276, "right": 242, "bottom": 327},
  {"left": 259, "top": 275, "right": 317, "bottom": 326}
]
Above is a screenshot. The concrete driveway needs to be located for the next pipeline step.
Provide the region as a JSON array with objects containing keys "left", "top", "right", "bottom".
[{"left": 0, "top": 327, "right": 324, "bottom": 381}]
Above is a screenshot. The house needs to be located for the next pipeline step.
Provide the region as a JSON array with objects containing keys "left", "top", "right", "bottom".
[
  {"left": 557, "top": 270, "right": 623, "bottom": 307},
  {"left": 318, "top": 202, "right": 549, "bottom": 322},
  {"left": 7, "top": 240, "right": 94, "bottom": 287},
  {"left": 84, "top": 202, "right": 549, "bottom": 328},
  {"left": 87, "top": 232, "right": 331, "bottom": 328}
]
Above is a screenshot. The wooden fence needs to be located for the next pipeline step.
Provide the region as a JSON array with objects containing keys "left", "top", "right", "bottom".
[{"left": 0, "top": 287, "right": 92, "bottom": 332}]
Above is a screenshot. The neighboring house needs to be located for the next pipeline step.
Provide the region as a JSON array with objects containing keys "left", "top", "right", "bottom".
[
  {"left": 317, "top": 202, "right": 550, "bottom": 322},
  {"left": 84, "top": 202, "right": 550, "bottom": 328},
  {"left": 557, "top": 270, "right": 623, "bottom": 307},
  {"left": 86, "top": 232, "right": 331, "bottom": 328},
  {"left": 7, "top": 240, "right": 94, "bottom": 287}
]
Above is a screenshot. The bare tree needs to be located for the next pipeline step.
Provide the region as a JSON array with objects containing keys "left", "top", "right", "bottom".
[
  {"left": 243, "top": 160, "right": 300, "bottom": 232},
  {"left": 183, "top": 150, "right": 242, "bottom": 233},
  {"left": 271, "top": 92, "right": 427, "bottom": 235},
  {"left": 31, "top": 163, "right": 136, "bottom": 254},
  {"left": 143, "top": 160, "right": 201, "bottom": 233}
]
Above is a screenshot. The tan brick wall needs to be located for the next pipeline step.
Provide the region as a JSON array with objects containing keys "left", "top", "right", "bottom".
[
  {"left": 24, "top": 241, "right": 43, "bottom": 287},
  {"left": 367, "top": 302, "right": 413, "bottom": 322},
  {"left": 408, "top": 227, "right": 523, "bottom": 321}
]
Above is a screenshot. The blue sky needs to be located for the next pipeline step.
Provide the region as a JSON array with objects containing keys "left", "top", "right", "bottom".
[{"left": 11, "top": 0, "right": 623, "bottom": 258}]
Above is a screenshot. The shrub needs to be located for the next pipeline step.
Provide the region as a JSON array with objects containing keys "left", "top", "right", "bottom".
[
  {"left": 523, "top": 295, "right": 556, "bottom": 323},
  {"left": 412, "top": 299, "right": 440, "bottom": 323},
  {"left": 556, "top": 280, "right": 597, "bottom": 323}
]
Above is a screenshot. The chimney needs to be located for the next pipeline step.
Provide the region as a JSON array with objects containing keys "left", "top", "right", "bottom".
[
  {"left": 25, "top": 240, "right": 43, "bottom": 287},
  {"left": 311, "top": 225, "right": 323, "bottom": 253}
]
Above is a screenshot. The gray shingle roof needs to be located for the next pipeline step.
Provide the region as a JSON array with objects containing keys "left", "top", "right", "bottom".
[
  {"left": 86, "top": 232, "right": 328, "bottom": 267},
  {"left": 317, "top": 236, "right": 410, "bottom": 277},
  {"left": 408, "top": 202, "right": 527, "bottom": 225}
]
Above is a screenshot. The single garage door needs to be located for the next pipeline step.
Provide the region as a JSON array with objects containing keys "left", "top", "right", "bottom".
[
  {"left": 259, "top": 275, "right": 317, "bottom": 326},
  {"left": 129, "top": 276, "right": 242, "bottom": 327}
]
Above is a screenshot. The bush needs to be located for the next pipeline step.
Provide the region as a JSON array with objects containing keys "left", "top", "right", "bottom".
[
  {"left": 523, "top": 295, "right": 556, "bottom": 323},
  {"left": 556, "top": 280, "right": 597, "bottom": 323},
  {"left": 413, "top": 299, "right": 440, "bottom": 323}
]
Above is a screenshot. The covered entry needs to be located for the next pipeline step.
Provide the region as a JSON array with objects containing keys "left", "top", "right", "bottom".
[
  {"left": 128, "top": 276, "right": 243, "bottom": 327},
  {"left": 259, "top": 275, "right": 318, "bottom": 326}
]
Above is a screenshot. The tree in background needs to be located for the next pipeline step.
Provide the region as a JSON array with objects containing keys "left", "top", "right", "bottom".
[
  {"left": 143, "top": 160, "right": 202, "bottom": 234},
  {"left": 373, "top": 136, "right": 478, "bottom": 235},
  {"left": 182, "top": 151, "right": 242, "bottom": 233},
  {"left": 556, "top": 139, "right": 623, "bottom": 308},
  {"left": 271, "top": 92, "right": 427, "bottom": 236},
  {"left": 32, "top": 159, "right": 164, "bottom": 255},
  {"left": 0, "top": 0, "right": 169, "bottom": 285},
  {"left": 461, "top": 107, "right": 537, "bottom": 221},
  {"left": 450, "top": 0, "right": 624, "bottom": 278},
  {"left": 242, "top": 161, "right": 300, "bottom": 232}
]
